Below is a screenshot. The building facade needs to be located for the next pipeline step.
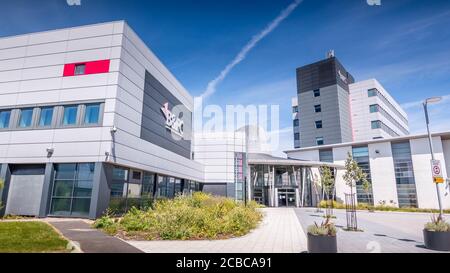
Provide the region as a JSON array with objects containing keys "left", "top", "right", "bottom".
[
  {"left": 285, "top": 132, "right": 450, "bottom": 210},
  {"left": 0, "top": 21, "right": 204, "bottom": 219},
  {"left": 292, "top": 56, "right": 409, "bottom": 148},
  {"left": 350, "top": 79, "right": 409, "bottom": 141}
]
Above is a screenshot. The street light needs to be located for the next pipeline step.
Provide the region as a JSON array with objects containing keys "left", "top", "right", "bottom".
[{"left": 423, "top": 96, "right": 443, "bottom": 218}]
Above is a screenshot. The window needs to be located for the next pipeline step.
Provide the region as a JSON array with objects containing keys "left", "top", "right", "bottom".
[
  {"left": 313, "top": 89, "right": 321, "bottom": 97},
  {"left": 371, "top": 120, "right": 381, "bottom": 129},
  {"left": 39, "top": 107, "right": 54, "bottom": 127},
  {"left": 293, "top": 119, "right": 299, "bottom": 127},
  {"left": 368, "top": 88, "right": 377, "bottom": 97},
  {"left": 392, "top": 142, "right": 418, "bottom": 208},
  {"left": 50, "top": 163, "right": 95, "bottom": 217},
  {"left": 74, "top": 64, "right": 86, "bottom": 75},
  {"left": 316, "top": 137, "right": 324, "bottom": 146},
  {"left": 132, "top": 171, "right": 142, "bottom": 180},
  {"left": 18, "top": 108, "right": 33, "bottom": 128},
  {"left": 315, "top": 120, "right": 323, "bottom": 129},
  {"left": 0, "top": 110, "right": 11, "bottom": 129},
  {"left": 63, "top": 105, "right": 78, "bottom": 126},
  {"left": 84, "top": 104, "right": 100, "bottom": 125},
  {"left": 314, "top": 104, "right": 322, "bottom": 113},
  {"left": 294, "top": 133, "right": 300, "bottom": 141},
  {"left": 319, "top": 149, "right": 333, "bottom": 163},
  {"left": 352, "top": 146, "right": 373, "bottom": 205},
  {"left": 292, "top": 106, "right": 298, "bottom": 113},
  {"left": 369, "top": 104, "right": 379, "bottom": 113}
]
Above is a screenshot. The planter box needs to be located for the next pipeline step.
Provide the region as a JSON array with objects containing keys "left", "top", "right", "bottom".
[
  {"left": 423, "top": 229, "right": 450, "bottom": 251},
  {"left": 307, "top": 233, "right": 337, "bottom": 253}
]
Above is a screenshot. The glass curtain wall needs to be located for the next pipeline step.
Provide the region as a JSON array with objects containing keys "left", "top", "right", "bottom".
[
  {"left": 391, "top": 142, "right": 418, "bottom": 207},
  {"left": 50, "top": 163, "right": 95, "bottom": 217},
  {"left": 352, "top": 147, "right": 374, "bottom": 205}
]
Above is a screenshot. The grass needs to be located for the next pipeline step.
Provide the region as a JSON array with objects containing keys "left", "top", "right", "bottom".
[
  {"left": 94, "top": 192, "right": 263, "bottom": 240},
  {"left": 0, "top": 221, "right": 69, "bottom": 253}
]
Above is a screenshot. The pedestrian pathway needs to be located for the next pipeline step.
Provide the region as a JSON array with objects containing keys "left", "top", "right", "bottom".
[
  {"left": 48, "top": 220, "right": 143, "bottom": 253},
  {"left": 128, "top": 208, "right": 307, "bottom": 253}
]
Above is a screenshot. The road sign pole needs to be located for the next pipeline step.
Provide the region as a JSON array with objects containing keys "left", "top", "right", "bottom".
[{"left": 424, "top": 102, "right": 444, "bottom": 218}]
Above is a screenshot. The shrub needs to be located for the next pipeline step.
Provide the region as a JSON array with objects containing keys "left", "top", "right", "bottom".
[
  {"left": 425, "top": 215, "right": 450, "bottom": 232},
  {"left": 307, "top": 217, "right": 337, "bottom": 236},
  {"left": 94, "top": 192, "right": 263, "bottom": 240}
]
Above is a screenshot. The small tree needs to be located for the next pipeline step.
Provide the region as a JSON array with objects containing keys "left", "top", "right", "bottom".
[
  {"left": 320, "top": 166, "right": 335, "bottom": 217},
  {"left": 320, "top": 166, "right": 335, "bottom": 201},
  {"left": 343, "top": 152, "right": 367, "bottom": 197},
  {"left": 361, "top": 178, "right": 373, "bottom": 210},
  {"left": 342, "top": 152, "right": 368, "bottom": 230}
]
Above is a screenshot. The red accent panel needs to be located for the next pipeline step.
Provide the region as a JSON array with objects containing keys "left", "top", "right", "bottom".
[
  {"left": 85, "top": 60, "right": 110, "bottom": 74},
  {"left": 63, "top": 63, "right": 76, "bottom": 76},
  {"left": 63, "top": 60, "right": 110, "bottom": 77}
]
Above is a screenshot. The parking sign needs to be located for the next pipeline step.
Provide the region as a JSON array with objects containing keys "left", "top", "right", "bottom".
[{"left": 431, "top": 160, "right": 444, "bottom": 184}]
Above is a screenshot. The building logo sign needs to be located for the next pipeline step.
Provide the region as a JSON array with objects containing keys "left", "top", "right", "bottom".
[
  {"left": 338, "top": 70, "right": 348, "bottom": 84},
  {"left": 161, "top": 103, "right": 184, "bottom": 138}
]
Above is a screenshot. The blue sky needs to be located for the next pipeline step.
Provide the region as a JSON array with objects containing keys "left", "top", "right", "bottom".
[{"left": 1, "top": 0, "right": 450, "bottom": 155}]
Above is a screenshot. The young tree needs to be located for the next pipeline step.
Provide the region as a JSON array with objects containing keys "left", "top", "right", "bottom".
[
  {"left": 320, "top": 166, "right": 335, "bottom": 201},
  {"left": 320, "top": 166, "right": 335, "bottom": 217},
  {"left": 342, "top": 152, "right": 368, "bottom": 197},
  {"left": 361, "top": 178, "right": 373, "bottom": 210}
]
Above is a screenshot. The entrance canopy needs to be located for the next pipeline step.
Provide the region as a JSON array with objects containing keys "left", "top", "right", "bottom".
[{"left": 247, "top": 153, "right": 344, "bottom": 169}]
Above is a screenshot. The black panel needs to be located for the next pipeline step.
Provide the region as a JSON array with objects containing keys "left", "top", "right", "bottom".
[
  {"left": 297, "top": 57, "right": 354, "bottom": 93},
  {"left": 141, "top": 71, "right": 192, "bottom": 159},
  {"left": 10, "top": 164, "right": 46, "bottom": 175}
]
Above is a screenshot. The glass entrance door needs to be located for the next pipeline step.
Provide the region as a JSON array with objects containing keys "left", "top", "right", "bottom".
[{"left": 277, "top": 189, "right": 297, "bottom": 207}]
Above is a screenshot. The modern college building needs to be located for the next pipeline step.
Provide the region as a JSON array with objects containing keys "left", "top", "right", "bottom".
[
  {"left": 0, "top": 22, "right": 449, "bottom": 219},
  {"left": 0, "top": 21, "right": 204, "bottom": 219}
]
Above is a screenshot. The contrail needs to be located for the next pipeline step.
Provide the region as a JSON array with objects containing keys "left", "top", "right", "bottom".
[{"left": 201, "top": 0, "right": 303, "bottom": 99}]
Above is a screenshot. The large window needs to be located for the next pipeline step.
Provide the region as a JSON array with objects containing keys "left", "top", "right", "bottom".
[
  {"left": 50, "top": 163, "right": 95, "bottom": 217},
  {"left": 292, "top": 106, "right": 298, "bottom": 113},
  {"left": 39, "top": 107, "right": 54, "bottom": 127},
  {"left": 352, "top": 146, "right": 373, "bottom": 205},
  {"left": 392, "top": 142, "right": 418, "bottom": 208},
  {"left": 63, "top": 105, "right": 78, "bottom": 126},
  {"left": 368, "top": 88, "right": 377, "bottom": 97},
  {"left": 313, "top": 89, "right": 321, "bottom": 97},
  {"left": 294, "top": 133, "right": 300, "bottom": 141},
  {"left": 293, "top": 119, "right": 299, "bottom": 127},
  {"left": 18, "top": 108, "right": 33, "bottom": 128},
  {"left": 0, "top": 110, "right": 11, "bottom": 129},
  {"left": 84, "top": 104, "right": 100, "bottom": 125}
]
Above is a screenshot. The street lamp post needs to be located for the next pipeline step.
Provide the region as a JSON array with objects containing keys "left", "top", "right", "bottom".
[{"left": 423, "top": 97, "right": 444, "bottom": 219}]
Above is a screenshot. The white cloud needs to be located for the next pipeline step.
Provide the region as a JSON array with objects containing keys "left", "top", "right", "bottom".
[{"left": 201, "top": 0, "right": 303, "bottom": 99}]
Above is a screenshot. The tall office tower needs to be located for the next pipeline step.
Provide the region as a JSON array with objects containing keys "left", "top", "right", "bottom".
[
  {"left": 293, "top": 55, "right": 355, "bottom": 148},
  {"left": 292, "top": 56, "right": 409, "bottom": 149}
]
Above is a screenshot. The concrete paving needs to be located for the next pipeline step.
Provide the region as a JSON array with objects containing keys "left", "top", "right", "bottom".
[
  {"left": 294, "top": 208, "right": 450, "bottom": 253},
  {"left": 48, "top": 220, "right": 143, "bottom": 253},
  {"left": 128, "top": 208, "right": 307, "bottom": 253}
]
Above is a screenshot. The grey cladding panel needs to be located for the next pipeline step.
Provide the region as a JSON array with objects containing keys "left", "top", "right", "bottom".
[{"left": 141, "top": 71, "right": 192, "bottom": 159}]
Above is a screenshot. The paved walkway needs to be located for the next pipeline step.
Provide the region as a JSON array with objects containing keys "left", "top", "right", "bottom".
[
  {"left": 128, "top": 208, "right": 307, "bottom": 253},
  {"left": 48, "top": 220, "right": 143, "bottom": 253},
  {"left": 295, "top": 208, "right": 449, "bottom": 253}
]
